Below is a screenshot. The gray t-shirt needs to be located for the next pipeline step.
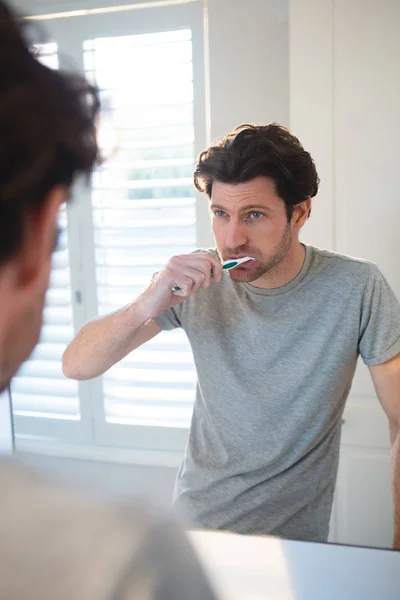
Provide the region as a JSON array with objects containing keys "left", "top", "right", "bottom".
[
  {"left": 0, "top": 458, "right": 216, "bottom": 600},
  {"left": 155, "top": 246, "right": 400, "bottom": 542}
]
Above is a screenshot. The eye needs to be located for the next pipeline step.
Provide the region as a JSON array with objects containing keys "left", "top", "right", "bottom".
[
  {"left": 248, "top": 211, "right": 263, "bottom": 219},
  {"left": 214, "top": 210, "right": 227, "bottom": 218}
]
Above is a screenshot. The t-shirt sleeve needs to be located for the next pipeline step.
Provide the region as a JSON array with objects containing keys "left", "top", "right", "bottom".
[
  {"left": 153, "top": 305, "right": 182, "bottom": 331},
  {"left": 114, "top": 518, "right": 217, "bottom": 600},
  {"left": 359, "top": 265, "right": 400, "bottom": 366}
]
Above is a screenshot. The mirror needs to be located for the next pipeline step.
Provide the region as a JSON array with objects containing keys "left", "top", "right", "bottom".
[{"left": 9, "top": 0, "right": 399, "bottom": 551}]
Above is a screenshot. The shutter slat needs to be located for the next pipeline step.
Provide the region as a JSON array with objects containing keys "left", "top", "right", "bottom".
[
  {"left": 17, "top": 360, "right": 67, "bottom": 379},
  {"left": 95, "top": 232, "right": 195, "bottom": 247},
  {"left": 106, "top": 404, "right": 193, "bottom": 428},
  {"left": 95, "top": 254, "right": 182, "bottom": 267},
  {"left": 94, "top": 177, "right": 193, "bottom": 190},
  {"left": 99, "top": 87, "right": 193, "bottom": 108},
  {"left": 106, "top": 368, "right": 197, "bottom": 385},
  {"left": 43, "top": 306, "right": 74, "bottom": 326},
  {"left": 12, "top": 394, "right": 78, "bottom": 417},
  {"left": 93, "top": 196, "right": 195, "bottom": 209},
  {"left": 51, "top": 249, "right": 69, "bottom": 269},
  {"left": 49, "top": 270, "right": 70, "bottom": 288},
  {"left": 104, "top": 386, "right": 194, "bottom": 403},
  {"left": 93, "top": 217, "right": 195, "bottom": 229},
  {"left": 45, "top": 288, "right": 72, "bottom": 307},
  {"left": 39, "top": 325, "right": 75, "bottom": 344},
  {"left": 12, "top": 377, "right": 77, "bottom": 397},
  {"left": 94, "top": 208, "right": 195, "bottom": 224},
  {"left": 101, "top": 158, "right": 193, "bottom": 170},
  {"left": 30, "top": 344, "right": 66, "bottom": 361}
]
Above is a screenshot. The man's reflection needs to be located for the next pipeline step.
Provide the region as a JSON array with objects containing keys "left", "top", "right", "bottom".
[{"left": 64, "top": 124, "right": 400, "bottom": 547}]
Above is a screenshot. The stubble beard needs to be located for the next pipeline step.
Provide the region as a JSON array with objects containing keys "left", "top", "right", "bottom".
[{"left": 226, "top": 222, "right": 293, "bottom": 283}]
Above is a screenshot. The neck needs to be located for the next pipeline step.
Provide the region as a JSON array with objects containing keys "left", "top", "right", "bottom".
[{"left": 250, "top": 241, "right": 307, "bottom": 290}]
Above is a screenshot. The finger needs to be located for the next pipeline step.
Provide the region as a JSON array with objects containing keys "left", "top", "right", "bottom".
[
  {"left": 171, "top": 266, "right": 205, "bottom": 295},
  {"left": 190, "top": 253, "right": 223, "bottom": 277},
  {"left": 210, "top": 260, "right": 223, "bottom": 283},
  {"left": 193, "top": 253, "right": 223, "bottom": 283},
  {"left": 171, "top": 254, "right": 221, "bottom": 285},
  {"left": 170, "top": 274, "right": 195, "bottom": 297}
]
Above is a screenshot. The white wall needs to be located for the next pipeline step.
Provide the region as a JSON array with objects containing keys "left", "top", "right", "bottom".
[
  {"left": 289, "top": 0, "right": 334, "bottom": 249},
  {"left": 207, "top": 0, "right": 289, "bottom": 140},
  {"left": 291, "top": 0, "right": 400, "bottom": 282},
  {"left": 290, "top": 0, "right": 400, "bottom": 547}
]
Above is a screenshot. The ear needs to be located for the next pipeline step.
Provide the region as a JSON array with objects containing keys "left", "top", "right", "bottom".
[
  {"left": 13, "top": 186, "right": 67, "bottom": 291},
  {"left": 292, "top": 198, "right": 312, "bottom": 230}
]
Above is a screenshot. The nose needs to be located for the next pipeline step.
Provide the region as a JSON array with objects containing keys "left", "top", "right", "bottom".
[{"left": 225, "top": 218, "right": 248, "bottom": 249}]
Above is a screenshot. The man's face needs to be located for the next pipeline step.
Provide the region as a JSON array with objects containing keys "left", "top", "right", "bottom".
[
  {"left": 0, "top": 187, "right": 65, "bottom": 392},
  {"left": 210, "top": 176, "right": 297, "bottom": 284}
]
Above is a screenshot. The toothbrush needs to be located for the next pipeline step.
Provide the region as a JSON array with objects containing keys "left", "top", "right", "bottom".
[
  {"left": 172, "top": 256, "right": 255, "bottom": 291},
  {"left": 221, "top": 256, "right": 255, "bottom": 270}
]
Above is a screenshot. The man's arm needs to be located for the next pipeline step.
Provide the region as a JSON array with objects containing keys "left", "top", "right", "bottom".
[
  {"left": 62, "top": 302, "right": 162, "bottom": 380},
  {"left": 369, "top": 353, "right": 400, "bottom": 549},
  {"left": 62, "top": 252, "right": 223, "bottom": 380}
]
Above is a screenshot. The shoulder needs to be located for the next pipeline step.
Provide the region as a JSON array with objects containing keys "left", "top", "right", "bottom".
[
  {"left": 0, "top": 459, "right": 202, "bottom": 598},
  {"left": 309, "top": 246, "right": 380, "bottom": 283}
]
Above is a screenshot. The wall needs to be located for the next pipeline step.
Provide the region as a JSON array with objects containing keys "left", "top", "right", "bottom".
[
  {"left": 207, "top": 0, "right": 289, "bottom": 140},
  {"left": 290, "top": 0, "right": 400, "bottom": 547}
]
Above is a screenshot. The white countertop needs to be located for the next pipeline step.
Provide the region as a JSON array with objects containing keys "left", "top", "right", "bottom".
[{"left": 189, "top": 530, "right": 400, "bottom": 600}]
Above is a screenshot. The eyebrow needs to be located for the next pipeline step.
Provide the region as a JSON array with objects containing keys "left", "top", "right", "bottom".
[{"left": 210, "top": 203, "right": 274, "bottom": 214}]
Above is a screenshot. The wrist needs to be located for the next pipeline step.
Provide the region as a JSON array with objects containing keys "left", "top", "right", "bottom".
[{"left": 128, "top": 293, "right": 155, "bottom": 323}]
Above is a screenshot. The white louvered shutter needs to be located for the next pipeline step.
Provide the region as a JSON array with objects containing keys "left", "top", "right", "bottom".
[
  {"left": 84, "top": 30, "right": 197, "bottom": 429},
  {"left": 12, "top": 44, "right": 80, "bottom": 435}
]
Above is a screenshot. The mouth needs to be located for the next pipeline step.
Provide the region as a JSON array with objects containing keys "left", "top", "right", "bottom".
[
  {"left": 231, "top": 263, "right": 254, "bottom": 270},
  {"left": 226, "top": 255, "right": 256, "bottom": 261}
]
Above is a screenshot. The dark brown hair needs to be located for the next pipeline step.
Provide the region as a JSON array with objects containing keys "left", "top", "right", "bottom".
[
  {"left": 194, "top": 123, "right": 319, "bottom": 220},
  {"left": 0, "top": 1, "right": 100, "bottom": 264}
]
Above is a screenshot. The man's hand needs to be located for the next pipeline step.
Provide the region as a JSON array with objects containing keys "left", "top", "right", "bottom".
[{"left": 138, "top": 252, "right": 223, "bottom": 320}]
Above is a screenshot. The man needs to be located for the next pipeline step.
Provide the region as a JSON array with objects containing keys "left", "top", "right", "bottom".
[
  {"left": 0, "top": 2, "right": 216, "bottom": 598},
  {"left": 63, "top": 124, "right": 400, "bottom": 547}
]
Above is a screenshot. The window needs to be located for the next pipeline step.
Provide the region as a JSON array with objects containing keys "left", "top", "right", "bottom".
[{"left": 13, "top": 1, "right": 207, "bottom": 455}]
